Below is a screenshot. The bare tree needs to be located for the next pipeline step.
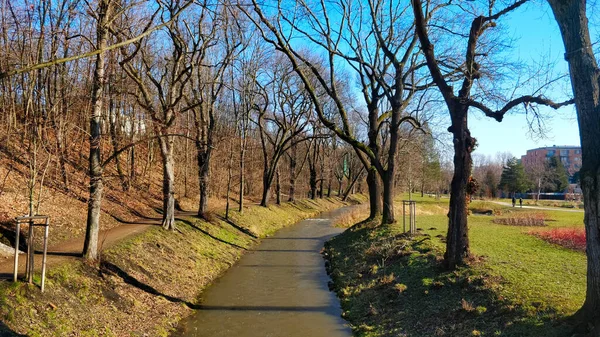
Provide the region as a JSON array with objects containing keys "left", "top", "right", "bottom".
[
  {"left": 119, "top": 0, "right": 200, "bottom": 230},
  {"left": 189, "top": 1, "right": 244, "bottom": 218},
  {"left": 411, "top": 0, "right": 573, "bottom": 268},
  {"left": 252, "top": 56, "right": 312, "bottom": 206},
  {"left": 83, "top": 0, "right": 112, "bottom": 260},
  {"left": 242, "top": 0, "right": 428, "bottom": 224}
]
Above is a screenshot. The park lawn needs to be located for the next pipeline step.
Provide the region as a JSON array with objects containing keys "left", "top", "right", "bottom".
[{"left": 326, "top": 195, "right": 586, "bottom": 336}]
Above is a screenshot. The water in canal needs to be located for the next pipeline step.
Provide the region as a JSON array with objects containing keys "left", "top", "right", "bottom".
[{"left": 173, "top": 207, "right": 353, "bottom": 337}]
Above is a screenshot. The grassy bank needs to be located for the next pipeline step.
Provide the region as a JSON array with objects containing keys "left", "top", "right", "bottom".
[
  {"left": 0, "top": 196, "right": 363, "bottom": 336},
  {"left": 325, "top": 195, "right": 584, "bottom": 337}
]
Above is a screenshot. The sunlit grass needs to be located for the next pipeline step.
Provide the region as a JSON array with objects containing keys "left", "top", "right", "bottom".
[{"left": 327, "top": 194, "right": 586, "bottom": 336}]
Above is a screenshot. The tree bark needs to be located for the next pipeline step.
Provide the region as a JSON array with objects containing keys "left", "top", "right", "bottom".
[
  {"left": 309, "top": 165, "right": 317, "bottom": 200},
  {"left": 288, "top": 142, "right": 297, "bottom": 202},
  {"left": 260, "top": 167, "right": 271, "bottom": 207},
  {"left": 367, "top": 166, "right": 382, "bottom": 219},
  {"left": 276, "top": 167, "right": 281, "bottom": 205},
  {"left": 547, "top": 0, "right": 600, "bottom": 329},
  {"left": 83, "top": 0, "right": 111, "bottom": 261},
  {"left": 158, "top": 135, "right": 176, "bottom": 230},
  {"left": 445, "top": 106, "right": 474, "bottom": 269},
  {"left": 197, "top": 147, "right": 211, "bottom": 217}
]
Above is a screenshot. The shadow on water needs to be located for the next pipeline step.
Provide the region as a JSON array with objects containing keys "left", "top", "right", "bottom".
[
  {"left": 196, "top": 305, "right": 334, "bottom": 312},
  {"left": 252, "top": 249, "right": 315, "bottom": 252}
]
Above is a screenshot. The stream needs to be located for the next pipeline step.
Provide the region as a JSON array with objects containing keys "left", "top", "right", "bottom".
[{"left": 173, "top": 206, "right": 354, "bottom": 337}]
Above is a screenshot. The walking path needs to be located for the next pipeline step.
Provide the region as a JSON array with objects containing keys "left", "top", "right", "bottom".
[
  {"left": 490, "top": 201, "right": 584, "bottom": 213},
  {"left": 0, "top": 212, "right": 196, "bottom": 279}
]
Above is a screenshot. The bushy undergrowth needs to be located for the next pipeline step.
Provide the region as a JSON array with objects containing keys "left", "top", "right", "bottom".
[
  {"left": 531, "top": 228, "right": 586, "bottom": 252},
  {"left": 492, "top": 212, "right": 548, "bottom": 227}
]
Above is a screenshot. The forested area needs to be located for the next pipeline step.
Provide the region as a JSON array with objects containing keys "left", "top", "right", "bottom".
[
  {"left": 1, "top": 0, "right": 600, "bottom": 334},
  {"left": 0, "top": 0, "right": 445, "bottom": 259}
]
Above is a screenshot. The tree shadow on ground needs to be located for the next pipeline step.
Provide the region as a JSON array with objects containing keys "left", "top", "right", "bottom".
[
  {"left": 0, "top": 321, "right": 26, "bottom": 337},
  {"left": 99, "top": 261, "right": 201, "bottom": 309},
  {"left": 214, "top": 215, "right": 258, "bottom": 239},
  {"left": 176, "top": 218, "right": 248, "bottom": 250}
]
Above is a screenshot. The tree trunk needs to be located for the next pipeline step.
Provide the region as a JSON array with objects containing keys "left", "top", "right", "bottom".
[
  {"left": 445, "top": 106, "right": 474, "bottom": 269},
  {"left": 276, "top": 168, "right": 281, "bottom": 205},
  {"left": 83, "top": 0, "right": 111, "bottom": 261},
  {"left": 239, "top": 135, "right": 246, "bottom": 212},
  {"left": 197, "top": 147, "right": 211, "bottom": 217},
  {"left": 225, "top": 143, "right": 234, "bottom": 219},
  {"left": 367, "top": 166, "right": 382, "bottom": 220},
  {"left": 288, "top": 143, "right": 297, "bottom": 202},
  {"left": 382, "top": 170, "right": 395, "bottom": 224},
  {"left": 309, "top": 166, "right": 317, "bottom": 200},
  {"left": 159, "top": 136, "right": 176, "bottom": 230},
  {"left": 547, "top": 0, "right": 600, "bottom": 329},
  {"left": 260, "top": 167, "right": 271, "bottom": 207}
]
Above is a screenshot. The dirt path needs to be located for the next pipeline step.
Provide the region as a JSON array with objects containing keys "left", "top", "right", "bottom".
[
  {"left": 490, "top": 201, "right": 584, "bottom": 213},
  {"left": 0, "top": 211, "right": 197, "bottom": 279}
]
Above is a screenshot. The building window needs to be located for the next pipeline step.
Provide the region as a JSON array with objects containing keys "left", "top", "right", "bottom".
[
  {"left": 575, "top": 149, "right": 581, "bottom": 154},
  {"left": 547, "top": 150, "right": 555, "bottom": 156},
  {"left": 560, "top": 149, "right": 569, "bottom": 155},
  {"left": 561, "top": 157, "right": 568, "bottom": 165}
]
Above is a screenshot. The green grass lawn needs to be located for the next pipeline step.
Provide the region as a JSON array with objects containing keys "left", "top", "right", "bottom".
[{"left": 326, "top": 194, "right": 586, "bottom": 336}]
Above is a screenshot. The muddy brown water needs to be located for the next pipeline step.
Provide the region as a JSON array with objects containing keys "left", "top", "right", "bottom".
[{"left": 173, "top": 207, "right": 354, "bottom": 337}]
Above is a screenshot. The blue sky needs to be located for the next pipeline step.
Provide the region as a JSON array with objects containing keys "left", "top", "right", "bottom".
[{"left": 469, "top": 1, "right": 587, "bottom": 159}]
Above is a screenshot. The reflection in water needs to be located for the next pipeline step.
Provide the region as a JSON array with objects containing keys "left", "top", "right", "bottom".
[{"left": 173, "top": 208, "right": 354, "bottom": 337}]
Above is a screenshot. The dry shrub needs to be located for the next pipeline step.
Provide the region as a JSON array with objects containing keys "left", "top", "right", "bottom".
[
  {"left": 492, "top": 212, "right": 548, "bottom": 227},
  {"left": 461, "top": 298, "right": 475, "bottom": 312},
  {"left": 334, "top": 204, "right": 369, "bottom": 228}
]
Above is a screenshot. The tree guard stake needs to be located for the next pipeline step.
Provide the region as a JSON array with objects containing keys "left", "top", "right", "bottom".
[{"left": 13, "top": 215, "right": 49, "bottom": 292}]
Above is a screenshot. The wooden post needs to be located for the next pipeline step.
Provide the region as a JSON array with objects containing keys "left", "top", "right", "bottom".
[
  {"left": 14, "top": 216, "right": 50, "bottom": 291},
  {"left": 41, "top": 218, "right": 49, "bottom": 292},
  {"left": 27, "top": 221, "right": 34, "bottom": 284},
  {"left": 13, "top": 221, "right": 20, "bottom": 282},
  {"left": 403, "top": 201, "right": 406, "bottom": 233}
]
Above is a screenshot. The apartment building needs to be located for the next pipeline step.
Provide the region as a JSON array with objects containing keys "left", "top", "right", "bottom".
[{"left": 520, "top": 145, "right": 582, "bottom": 180}]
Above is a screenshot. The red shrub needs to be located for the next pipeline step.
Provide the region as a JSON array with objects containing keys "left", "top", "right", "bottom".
[{"left": 531, "top": 228, "right": 586, "bottom": 252}]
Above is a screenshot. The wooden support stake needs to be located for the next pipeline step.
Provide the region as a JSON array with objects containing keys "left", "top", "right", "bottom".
[
  {"left": 27, "top": 221, "right": 34, "bottom": 284},
  {"left": 13, "top": 222, "right": 20, "bottom": 282},
  {"left": 403, "top": 202, "right": 406, "bottom": 233},
  {"left": 41, "top": 218, "right": 49, "bottom": 292}
]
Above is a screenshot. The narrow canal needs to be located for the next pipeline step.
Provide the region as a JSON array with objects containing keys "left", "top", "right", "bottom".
[{"left": 173, "top": 207, "right": 353, "bottom": 337}]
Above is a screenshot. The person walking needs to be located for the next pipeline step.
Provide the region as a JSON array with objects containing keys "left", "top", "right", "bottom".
[
  {"left": 519, "top": 197, "right": 523, "bottom": 208},
  {"left": 512, "top": 195, "right": 516, "bottom": 207}
]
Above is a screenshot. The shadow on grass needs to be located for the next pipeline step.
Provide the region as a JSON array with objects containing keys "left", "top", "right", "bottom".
[
  {"left": 0, "top": 321, "right": 26, "bottom": 337},
  {"left": 99, "top": 261, "right": 201, "bottom": 309},
  {"left": 325, "top": 227, "right": 575, "bottom": 337},
  {"left": 214, "top": 215, "right": 259, "bottom": 239},
  {"left": 176, "top": 218, "right": 248, "bottom": 250}
]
